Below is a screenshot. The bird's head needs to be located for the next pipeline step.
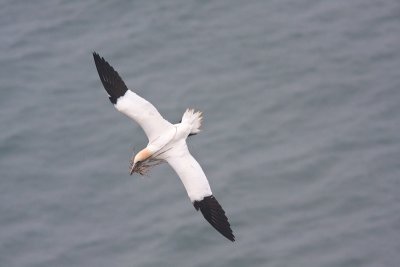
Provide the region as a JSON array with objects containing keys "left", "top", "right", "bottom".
[
  {"left": 129, "top": 147, "right": 164, "bottom": 176},
  {"left": 133, "top": 148, "right": 152, "bottom": 165}
]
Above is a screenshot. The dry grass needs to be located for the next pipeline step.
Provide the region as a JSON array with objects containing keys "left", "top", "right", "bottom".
[{"left": 129, "top": 155, "right": 166, "bottom": 176}]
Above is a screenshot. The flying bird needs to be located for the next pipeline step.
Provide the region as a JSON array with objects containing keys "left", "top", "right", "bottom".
[{"left": 92, "top": 52, "right": 235, "bottom": 242}]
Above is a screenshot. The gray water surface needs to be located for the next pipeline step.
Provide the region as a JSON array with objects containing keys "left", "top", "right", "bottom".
[{"left": 1, "top": 0, "right": 400, "bottom": 266}]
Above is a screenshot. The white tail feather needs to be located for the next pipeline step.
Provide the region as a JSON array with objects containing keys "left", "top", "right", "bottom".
[{"left": 182, "top": 109, "right": 203, "bottom": 134}]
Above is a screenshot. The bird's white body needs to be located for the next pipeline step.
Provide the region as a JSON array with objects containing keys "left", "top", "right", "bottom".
[{"left": 115, "top": 89, "right": 212, "bottom": 201}]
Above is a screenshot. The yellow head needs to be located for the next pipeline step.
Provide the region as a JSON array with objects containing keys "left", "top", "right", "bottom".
[{"left": 133, "top": 148, "right": 152, "bottom": 164}]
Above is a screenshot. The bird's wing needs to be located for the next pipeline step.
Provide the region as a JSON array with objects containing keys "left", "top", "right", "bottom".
[
  {"left": 165, "top": 141, "right": 235, "bottom": 242},
  {"left": 93, "top": 52, "right": 173, "bottom": 142}
]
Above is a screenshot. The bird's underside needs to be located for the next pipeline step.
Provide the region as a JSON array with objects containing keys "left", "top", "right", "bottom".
[{"left": 93, "top": 52, "right": 235, "bottom": 242}]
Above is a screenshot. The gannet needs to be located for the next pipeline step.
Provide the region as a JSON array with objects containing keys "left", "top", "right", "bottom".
[{"left": 93, "top": 52, "right": 235, "bottom": 242}]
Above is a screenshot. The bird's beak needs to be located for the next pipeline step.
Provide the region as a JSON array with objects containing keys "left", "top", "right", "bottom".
[
  {"left": 130, "top": 161, "right": 138, "bottom": 175},
  {"left": 129, "top": 151, "right": 138, "bottom": 175}
]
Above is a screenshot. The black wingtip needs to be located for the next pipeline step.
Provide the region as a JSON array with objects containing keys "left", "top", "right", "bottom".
[
  {"left": 193, "top": 195, "right": 235, "bottom": 242},
  {"left": 92, "top": 51, "right": 101, "bottom": 63},
  {"left": 92, "top": 52, "right": 128, "bottom": 104}
]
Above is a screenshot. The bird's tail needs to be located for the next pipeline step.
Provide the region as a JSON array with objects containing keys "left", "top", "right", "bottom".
[{"left": 182, "top": 108, "right": 203, "bottom": 135}]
